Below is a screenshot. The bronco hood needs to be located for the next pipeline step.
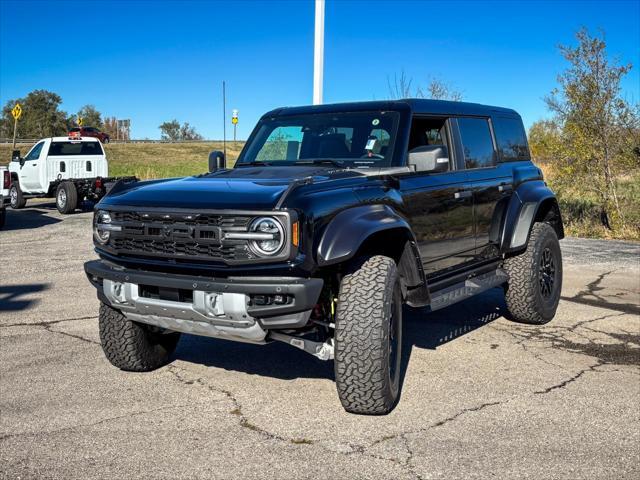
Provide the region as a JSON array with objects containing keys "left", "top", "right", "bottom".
[{"left": 100, "top": 166, "right": 364, "bottom": 210}]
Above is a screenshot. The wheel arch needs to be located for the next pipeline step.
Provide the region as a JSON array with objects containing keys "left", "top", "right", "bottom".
[
  {"left": 316, "top": 204, "right": 425, "bottom": 289},
  {"left": 501, "top": 180, "right": 565, "bottom": 254}
]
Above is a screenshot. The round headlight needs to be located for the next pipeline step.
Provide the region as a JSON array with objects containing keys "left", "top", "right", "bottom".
[
  {"left": 249, "top": 217, "right": 285, "bottom": 256},
  {"left": 93, "top": 210, "right": 112, "bottom": 244}
]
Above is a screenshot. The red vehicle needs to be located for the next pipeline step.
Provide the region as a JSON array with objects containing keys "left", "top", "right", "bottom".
[{"left": 68, "top": 127, "right": 110, "bottom": 143}]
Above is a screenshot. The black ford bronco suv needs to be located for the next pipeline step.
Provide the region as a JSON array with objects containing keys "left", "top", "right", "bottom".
[{"left": 85, "top": 99, "right": 564, "bottom": 414}]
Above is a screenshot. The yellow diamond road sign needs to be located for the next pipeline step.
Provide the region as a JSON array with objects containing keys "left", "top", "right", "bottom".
[
  {"left": 232, "top": 117, "right": 238, "bottom": 125},
  {"left": 11, "top": 103, "right": 22, "bottom": 120}
]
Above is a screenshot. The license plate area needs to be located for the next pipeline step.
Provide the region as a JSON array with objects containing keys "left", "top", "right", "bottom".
[{"left": 139, "top": 284, "right": 194, "bottom": 303}]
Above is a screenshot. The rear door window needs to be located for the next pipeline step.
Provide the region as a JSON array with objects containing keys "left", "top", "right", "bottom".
[
  {"left": 48, "top": 141, "right": 104, "bottom": 156},
  {"left": 457, "top": 118, "right": 496, "bottom": 169}
]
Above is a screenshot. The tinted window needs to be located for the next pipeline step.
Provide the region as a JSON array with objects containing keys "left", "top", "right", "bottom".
[
  {"left": 457, "top": 118, "right": 495, "bottom": 169},
  {"left": 493, "top": 116, "right": 530, "bottom": 161},
  {"left": 48, "top": 141, "right": 104, "bottom": 156},
  {"left": 69, "top": 128, "right": 80, "bottom": 132},
  {"left": 25, "top": 142, "right": 45, "bottom": 161}
]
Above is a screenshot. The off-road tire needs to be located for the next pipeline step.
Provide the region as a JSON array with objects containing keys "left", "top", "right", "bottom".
[
  {"left": 56, "top": 181, "right": 78, "bottom": 214},
  {"left": 9, "top": 182, "right": 26, "bottom": 209},
  {"left": 98, "top": 303, "right": 181, "bottom": 371},
  {"left": 334, "top": 255, "right": 403, "bottom": 415},
  {"left": 504, "top": 222, "right": 562, "bottom": 324}
]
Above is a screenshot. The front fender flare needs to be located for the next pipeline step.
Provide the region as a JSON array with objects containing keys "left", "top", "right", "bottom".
[{"left": 317, "top": 205, "right": 413, "bottom": 267}]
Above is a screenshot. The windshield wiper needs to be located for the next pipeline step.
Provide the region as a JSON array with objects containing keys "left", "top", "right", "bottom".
[
  {"left": 294, "top": 158, "right": 347, "bottom": 168},
  {"left": 236, "top": 161, "right": 272, "bottom": 167}
]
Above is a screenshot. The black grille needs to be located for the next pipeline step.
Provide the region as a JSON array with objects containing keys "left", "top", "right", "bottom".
[
  {"left": 113, "top": 238, "right": 248, "bottom": 261},
  {"left": 111, "top": 211, "right": 251, "bottom": 229},
  {"left": 107, "top": 211, "right": 254, "bottom": 263}
]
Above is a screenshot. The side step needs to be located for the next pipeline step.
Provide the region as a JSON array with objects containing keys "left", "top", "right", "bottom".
[{"left": 429, "top": 269, "right": 509, "bottom": 312}]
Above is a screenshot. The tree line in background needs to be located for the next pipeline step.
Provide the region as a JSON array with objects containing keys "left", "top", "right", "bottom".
[
  {"left": 0, "top": 93, "right": 203, "bottom": 141},
  {"left": 529, "top": 28, "right": 639, "bottom": 235}
]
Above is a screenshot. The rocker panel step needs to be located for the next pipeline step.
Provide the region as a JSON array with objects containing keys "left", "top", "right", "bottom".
[{"left": 429, "top": 269, "right": 509, "bottom": 311}]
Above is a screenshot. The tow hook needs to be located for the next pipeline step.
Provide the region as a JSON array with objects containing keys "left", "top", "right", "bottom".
[{"left": 269, "top": 332, "right": 334, "bottom": 361}]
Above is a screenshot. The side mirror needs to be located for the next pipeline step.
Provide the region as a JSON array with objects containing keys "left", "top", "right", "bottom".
[
  {"left": 11, "top": 150, "right": 21, "bottom": 163},
  {"left": 408, "top": 146, "right": 449, "bottom": 173},
  {"left": 208, "top": 151, "right": 225, "bottom": 172}
]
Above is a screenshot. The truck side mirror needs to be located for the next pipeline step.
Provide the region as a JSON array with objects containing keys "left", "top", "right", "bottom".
[
  {"left": 408, "top": 146, "right": 449, "bottom": 173},
  {"left": 208, "top": 151, "right": 226, "bottom": 172},
  {"left": 11, "top": 150, "right": 21, "bottom": 163}
]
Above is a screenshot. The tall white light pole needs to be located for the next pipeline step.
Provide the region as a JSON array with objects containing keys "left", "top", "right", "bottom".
[{"left": 313, "top": 0, "right": 325, "bottom": 105}]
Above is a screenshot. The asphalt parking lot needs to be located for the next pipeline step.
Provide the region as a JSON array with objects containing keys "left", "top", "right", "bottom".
[{"left": 1, "top": 200, "right": 639, "bottom": 480}]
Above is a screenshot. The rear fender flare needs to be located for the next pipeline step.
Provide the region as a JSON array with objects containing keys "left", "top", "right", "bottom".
[{"left": 501, "top": 180, "right": 564, "bottom": 253}]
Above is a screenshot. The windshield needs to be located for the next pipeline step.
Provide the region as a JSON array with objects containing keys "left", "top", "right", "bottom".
[{"left": 238, "top": 111, "right": 400, "bottom": 168}]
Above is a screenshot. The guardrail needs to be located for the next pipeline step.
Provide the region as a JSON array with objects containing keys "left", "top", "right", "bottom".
[{"left": 0, "top": 139, "right": 235, "bottom": 144}]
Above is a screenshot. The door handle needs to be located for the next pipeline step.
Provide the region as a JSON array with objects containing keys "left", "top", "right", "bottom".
[
  {"left": 454, "top": 190, "right": 472, "bottom": 199},
  {"left": 498, "top": 183, "right": 513, "bottom": 193}
]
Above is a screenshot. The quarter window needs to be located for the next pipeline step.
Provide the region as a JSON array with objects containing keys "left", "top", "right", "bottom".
[
  {"left": 493, "top": 116, "right": 530, "bottom": 161},
  {"left": 457, "top": 118, "right": 496, "bottom": 169}
]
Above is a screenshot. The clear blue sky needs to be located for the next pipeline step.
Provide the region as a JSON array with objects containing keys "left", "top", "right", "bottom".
[{"left": 1, "top": 0, "right": 638, "bottom": 139}]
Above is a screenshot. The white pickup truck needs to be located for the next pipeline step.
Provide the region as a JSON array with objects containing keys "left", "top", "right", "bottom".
[
  {"left": 0, "top": 166, "right": 9, "bottom": 228},
  {"left": 8, "top": 137, "right": 134, "bottom": 214}
]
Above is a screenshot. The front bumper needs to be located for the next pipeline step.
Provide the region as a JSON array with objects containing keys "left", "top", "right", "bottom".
[{"left": 84, "top": 260, "right": 323, "bottom": 342}]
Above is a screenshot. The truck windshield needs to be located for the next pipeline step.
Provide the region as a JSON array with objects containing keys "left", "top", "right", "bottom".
[{"left": 238, "top": 111, "right": 400, "bottom": 168}]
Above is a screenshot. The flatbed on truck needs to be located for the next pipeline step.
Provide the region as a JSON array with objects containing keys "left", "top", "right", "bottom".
[{"left": 8, "top": 136, "right": 135, "bottom": 214}]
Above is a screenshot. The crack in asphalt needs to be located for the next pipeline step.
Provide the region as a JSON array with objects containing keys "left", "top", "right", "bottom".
[
  {"left": 533, "top": 363, "right": 601, "bottom": 395},
  {"left": 1, "top": 315, "right": 101, "bottom": 345},
  {"left": 166, "top": 364, "right": 428, "bottom": 479},
  {"left": 0, "top": 403, "right": 191, "bottom": 441},
  {"left": 560, "top": 270, "right": 640, "bottom": 315},
  {"left": 0, "top": 315, "right": 97, "bottom": 329}
]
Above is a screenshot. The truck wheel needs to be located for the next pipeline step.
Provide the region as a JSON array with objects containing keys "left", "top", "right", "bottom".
[
  {"left": 9, "top": 182, "right": 26, "bottom": 209},
  {"left": 0, "top": 208, "right": 5, "bottom": 229},
  {"left": 56, "top": 181, "right": 78, "bottom": 214},
  {"left": 334, "top": 255, "right": 403, "bottom": 415},
  {"left": 503, "top": 222, "right": 563, "bottom": 325},
  {"left": 99, "top": 303, "right": 181, "bottom": 372}
]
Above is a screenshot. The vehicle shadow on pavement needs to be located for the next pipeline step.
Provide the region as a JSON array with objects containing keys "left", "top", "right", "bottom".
[
  {"left": 1, "top": 208, "right": 62, "bottom": 231},
  {"left": 0, "top": 283, "right": 50, "bottom": 312},
  {"left": 173, "top": 287, "right": 506, "bottom": 383}
]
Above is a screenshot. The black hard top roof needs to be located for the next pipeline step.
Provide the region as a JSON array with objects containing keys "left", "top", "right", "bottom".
[{"left": 263, "top": 98, "right": 520, "bottom": 119}]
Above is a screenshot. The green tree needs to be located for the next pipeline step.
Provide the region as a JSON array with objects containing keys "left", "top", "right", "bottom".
[
  {"left": 72, "top": 104, "right": 103, "bottom": 129},
  {"left": 0, "top": 90, "right": 70, "bottom": 138},
  {"left": 159, "top": 120, "right": 181, "bottom": 141},
  {"left": 159, "top": 119, "right": 203, "bottom": 141},
  {"left": 541, "top": 28, "right": 639, "bottom": 230}
]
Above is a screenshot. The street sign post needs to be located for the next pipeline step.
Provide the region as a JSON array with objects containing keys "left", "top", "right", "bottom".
[
  {"left": 11, "top": 103, "right": 22, "bottom": 150},
  {"left": 77, "top": 117, "right": 84, "bottom": 127},
  {"left": 232, "top": 109, "right": 238, "bottom": 142}
]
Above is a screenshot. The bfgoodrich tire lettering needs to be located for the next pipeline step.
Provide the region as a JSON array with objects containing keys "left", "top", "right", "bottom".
[
  {"left": 334, "top": 255, "right": 403, "bottom": 415},
  {"left": 504, "top": 222, "right": 563, "bottom": 324},
  {"left": 99, "top": 303, "right": 181, "bottom": 371}
]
